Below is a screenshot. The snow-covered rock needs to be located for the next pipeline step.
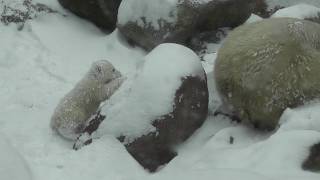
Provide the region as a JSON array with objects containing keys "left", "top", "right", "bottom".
[
  {"left": 215, "top": 18, "right": 320, "bottom": 130},
  {"left": 97, "top": 43, "right": 208, "bottom": 171},
  {"left": 57, "top": 0, "right": 121, "bottom": 30},
  {"left": 117, "top": 0, "right": 252, "bottom": 51},
  {"left": 272, "top": 4, "right": 320, "bottom": 21},
  {"left": 0, "top": 134, "right": 32, "bottom": 180}
]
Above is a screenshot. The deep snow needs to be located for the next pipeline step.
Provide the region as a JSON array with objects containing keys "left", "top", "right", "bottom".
[{"left": 0, "top": 0, "right": 320, "bottom": 180}]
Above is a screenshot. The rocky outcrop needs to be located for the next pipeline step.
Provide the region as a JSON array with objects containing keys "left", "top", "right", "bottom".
[
  {"left": 214, "top": 18, "right": 320, "bottom": 130},
  {"left": 58, "top": 0, "right": 121, "bottom": 30}
]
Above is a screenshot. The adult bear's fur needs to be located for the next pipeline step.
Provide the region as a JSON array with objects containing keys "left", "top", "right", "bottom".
[
  {"left": 51, "top": 60, "right": 123, "bottom": 140},
  {"left": 215, "top": 18, "right": 320, "bottom": 130}
]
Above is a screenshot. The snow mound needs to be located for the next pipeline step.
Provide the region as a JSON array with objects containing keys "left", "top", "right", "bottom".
[
  {"left": 279, "top": 102, "right": 320, "bottom": 132},
  {"left": 117, "top": 0, "right": 179, "bottom": 30},
  {"left": 0, "top": 134, "right": 32, "bottom": 180},
  {"left": 99, "top": 43, "right": 203, "bottom": 142},
  {"left": 272, "top": 4, "right": 320, "bottom": 19}
]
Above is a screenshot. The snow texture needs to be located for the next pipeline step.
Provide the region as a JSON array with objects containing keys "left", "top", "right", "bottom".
[
  {"left": 266, "top": 0, "right": 320, "bottom": 9},
  {"left": 0, "top": 0, "right": 320, "bottom": 180},
  {"left": 272, "top": 4, "right": 320, "bottom": 19},
  {"left": 98, "top": 43, "right": 204, "bottom": 143},
  {"left": 0, "top": 134, "right": 32, "bottom": 180}
]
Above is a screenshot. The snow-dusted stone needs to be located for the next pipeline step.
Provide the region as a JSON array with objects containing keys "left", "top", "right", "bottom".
[
  {"left": 117, "top": 0, "right": 252, "bottom": 51},
  {"left": 95, "top": 43, "right": 208, "bottom": 171},
  {"left": 0, "top": 134, "right": 32, "bottom": 180},
  {"left": 272, "top": 4, "right": 320, "bottom": 23},
  {"left": 0, "top": 0, "right": 56, "bottom": 28},
  {"left": 51, "top": 60, "right": 123, "bottom": 140},
  {"left": 214, "top": 18, "right": 320, "bottom": 130},
  {"left": 57, "top": 0, "right": 121, "bottom": 30}
]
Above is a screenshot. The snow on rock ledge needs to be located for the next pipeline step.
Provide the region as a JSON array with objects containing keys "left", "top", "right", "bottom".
[
  {"left": 99, "top": 43, "right": 208, "bottom": 171},
  {"left": 0, "top": 134, "right": 32, "bottom": 180},
  {"left": 117, "top": 0, "right": 179, "bottom": 30},
  {"left": 100, "top": 43, "right": 206, "bottom": 142},
  {"left": 117, "top": 0, "right": 252, "bottom": 51},
  {"left": 272, "top": 4, "right": 320, "bottom": 20}
]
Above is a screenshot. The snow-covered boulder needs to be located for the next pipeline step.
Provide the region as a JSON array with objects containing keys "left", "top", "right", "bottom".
[
  {"left": 214, "top": 18, "right": 320, "bottom": 130},
  {"left": 272, "top": 4, "right": 320, "bottom": 23},
  {"left": 117, "top": 0, "right": 252, "bottom": 51},
  {"left": 57, "top": 0, "right": 121, "bottom": 30},
  {"left": 0, "top": 134, "right": 32, "bottom": 180},
  {"left": 93, "top": 43, "right": 208, "bottom": 171}
]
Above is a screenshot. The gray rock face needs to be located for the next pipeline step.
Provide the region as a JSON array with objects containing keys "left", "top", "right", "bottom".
[
  {"left": 58, "top": 0, "right": 121, "bottom": 30},
  {"left": 123, "top": 74, "right": 208, "bottom": 172},
  {"left": 214, "top": 18, "right": 320, "bottom": 130},
  {"left": 118, "top": 0, "right": 252, "bottom": 51}
]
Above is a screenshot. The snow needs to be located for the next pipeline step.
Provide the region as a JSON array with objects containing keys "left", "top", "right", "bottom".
[
  {"left": 272, "top": 4, "right": 320, "bottom": 19},
  {"left": 0, "top": 0, "right": 320, "bottom": 180},
  {"left": 266, "top": 0, "right": 320, "bottom": 9},
  {"left": 0, "top": 134, "right": 32, "bottom": 180},
  {"left": 246, "top": 14, "right": 263, "bottom": 24},
  {"left": 117, "top": 0, "right": 179, "bottom": 30},
  {"left": 98, "top": 43, "right": 204, "bottom": 142}
]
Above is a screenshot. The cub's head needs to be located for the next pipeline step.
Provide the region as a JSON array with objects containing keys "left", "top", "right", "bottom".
[{"left": 90, "top": 60, "right": 121, "bottom": 83}]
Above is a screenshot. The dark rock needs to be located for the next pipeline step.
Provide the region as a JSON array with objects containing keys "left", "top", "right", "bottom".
[
  {"left": 214, "top": 18, "right": 320, "bottom": 130},
  {"left": 122, "top": 74, "right": 209, "bottom": 172},
  {"left": 199, "top": 0, "right": 252, "bottom": 31},
  {"left": 117, "top": 0, "right": 252, "bottom": 51},
  {"left": 249, "top": 0, "right": 268, "bottom": 18},
  {"left": 187, "top": 28, "right": 229, "bottom": 58},
  {"left": 57, "top": 0, "right": 121, "bottom": 30},
  {"left": 303, "top": 142, "right": 320, "bottom": 172},
  {"left": 117, "top": 0, "right": 201, "bottom": 51}
]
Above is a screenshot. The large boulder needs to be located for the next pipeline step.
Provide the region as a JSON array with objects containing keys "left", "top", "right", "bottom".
[
  {"left": 95, "top": 43, "right": 209, "bottom": 172},
  {"left": 214, "top": 18, "right": 320, "bottom": 130},
  {"left": 117, "top": 0, "right": 252, "bottom": 51},
  {"left": 57, "top": 0, "right": 121, "bottom": 30}
]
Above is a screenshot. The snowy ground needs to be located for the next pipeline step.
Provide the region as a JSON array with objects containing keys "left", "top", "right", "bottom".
[{"left": 0, "top": 1, "right": 320, "bottom": 180}]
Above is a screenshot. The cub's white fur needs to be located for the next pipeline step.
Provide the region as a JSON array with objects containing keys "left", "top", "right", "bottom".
[{"left": 51, "top": 60, "right": 123, "bottom": 140}]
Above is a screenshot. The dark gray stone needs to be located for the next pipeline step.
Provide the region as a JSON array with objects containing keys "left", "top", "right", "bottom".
[{"left": 58, "top": 0, "right": 121, "bottom": 30}]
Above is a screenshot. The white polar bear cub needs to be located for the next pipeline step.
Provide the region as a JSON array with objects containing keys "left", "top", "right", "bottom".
[{"left": 51, "top": 60, "right": 124, "bottom": 140}]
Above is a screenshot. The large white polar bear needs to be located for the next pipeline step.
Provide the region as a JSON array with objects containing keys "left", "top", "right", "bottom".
[{"left": 51, "top": 60, "right": 124, "bottom": 140}]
